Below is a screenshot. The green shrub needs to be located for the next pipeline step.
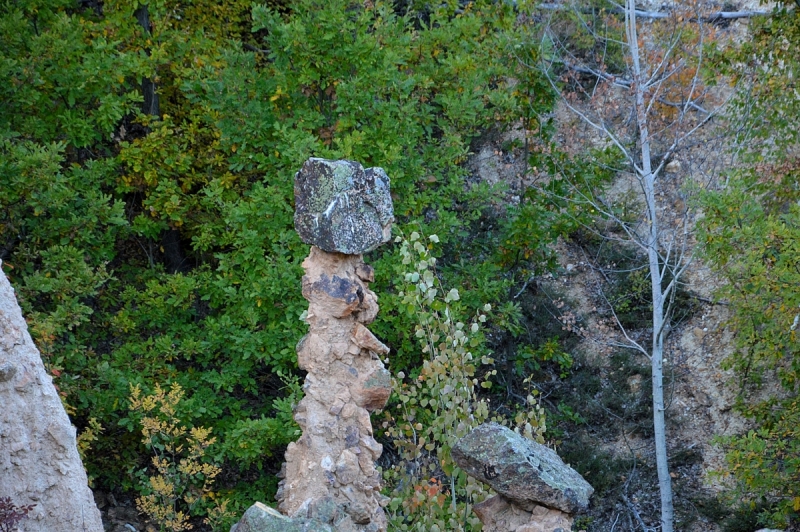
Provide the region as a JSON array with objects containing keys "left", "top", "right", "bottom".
[{"left": 1, "top": 0, "right": 568, "bottom": 507}]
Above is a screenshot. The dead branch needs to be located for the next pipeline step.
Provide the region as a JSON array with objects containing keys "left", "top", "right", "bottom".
[{"left": 536, "top": 3, "right": 769, "bottom": 21}]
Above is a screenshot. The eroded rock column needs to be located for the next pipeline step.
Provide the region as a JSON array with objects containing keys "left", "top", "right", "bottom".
[
  {"left": 275, "top": 158, "right": 394, "bottom": 531},
  {"left": 0, "top": 262, "right": 104, "bottom": 532}
]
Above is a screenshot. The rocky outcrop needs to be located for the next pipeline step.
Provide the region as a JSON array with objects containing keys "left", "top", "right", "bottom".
[
  {"left": 227, "top": 158, "right": 395, "bottom": 532},
  {"left": 452, "top": 422, "right": 593, "bottom": 532},
  {"left": 0, "top": 261, "right": 104, "bottom": 532},
  {"left": 274, "top": 247, "right": 391, "bottom": 531},
  {"left": 293, "top": 158, "right": 393, "bottom": 255}
]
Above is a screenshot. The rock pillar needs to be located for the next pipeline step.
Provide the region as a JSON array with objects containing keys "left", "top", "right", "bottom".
[
  {"left": 274, "top": 158, "right": 394, "bottom": 531},
  {"left": 0, "top": 262, "right": 104, "bottom": 532}
]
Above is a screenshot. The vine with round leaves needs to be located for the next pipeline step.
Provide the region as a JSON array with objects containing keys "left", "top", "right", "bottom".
[{"left": 382, "top": 232, "right": 546, "bottom": 531}]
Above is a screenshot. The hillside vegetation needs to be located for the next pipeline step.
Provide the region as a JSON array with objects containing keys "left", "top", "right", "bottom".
[{"left": 1, "top": 0, "right": 798, "bottom": 530}]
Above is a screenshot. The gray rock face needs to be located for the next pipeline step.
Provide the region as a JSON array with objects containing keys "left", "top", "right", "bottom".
[
  {"left": 0, "top": 260, "right": 104, "bottom": 532},
  {"left": 294, "top": 158, "right": 394, "bottom": 255},
  {"left": 231, "top": 502, "right": 332, "bottom": 532},
  {"left": 452, "top": 422, "right": 593, "bottom": 514}
]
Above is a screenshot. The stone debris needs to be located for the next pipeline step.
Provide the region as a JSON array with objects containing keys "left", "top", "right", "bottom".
[
  {"left": 452, "top": 422, "right": 593, "bottom": 532},
  {"left": 473, "top": 496, "right": 572, "bottom": 532},
  {"left": 0, "top": 260, "right": 104, "bottom": 532},
  {"left": 294, "top": 158, "right": 394, "bottom": 255}
]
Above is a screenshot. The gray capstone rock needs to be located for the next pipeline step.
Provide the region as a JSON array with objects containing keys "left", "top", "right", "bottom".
[
  {"left": 294, "top": 158, "right": 394, "bottom": 255},
  {"left": 231, "top": 502, "right": 333, "bottom": 532},
  {"left": 451, "top": 422, "right": 594, "bottom": 514}
]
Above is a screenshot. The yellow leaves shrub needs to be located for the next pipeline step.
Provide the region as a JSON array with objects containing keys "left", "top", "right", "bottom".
[{"left": 129, "top": 383, "right": 232, "bottom": 531}]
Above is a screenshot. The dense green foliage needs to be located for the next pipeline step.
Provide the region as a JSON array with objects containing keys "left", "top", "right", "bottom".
[
  {"left": 0, "top": 0, "right": 571, "bottom": 523},
  {"left": 11, "top": 0, "right": 800, "bottom": 528},
  {"left": 700, "top": 5, "right": 800, "bottom": 527}
]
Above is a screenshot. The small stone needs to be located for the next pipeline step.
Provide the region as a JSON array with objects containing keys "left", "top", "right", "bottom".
[
  {"left": 329, "top": 400, "right": 345, "bottom": 416},
  {"left": 335, "top": 450, "right": 360, "bottom": 485},
  {"left": 351, "top": 323, "right": 389, "bottom": 355},
  {"left": 341, "top": 403, "right": 356, "bottom": 419},
  {"left": 294, "top": 158, "right": 394, "bottom": 255},
  {"left": 352, "top": 366, "right": 391, "bottom": 412},
  {"left": 355, "top": 263, "right": 375, "bottom": 283},
  {"left": 665, "top": 160, "right": 682, "bottom": 173},
  {"left": 308, "top": 497, "right": 341, "bottom": 524},
  {"left": 345, "top": 425, "right": 360, "bottom": 448},
  {"left": 360, "top": 436, "right": 382, "bottom": 458},
  {"left": 0, "top": 361, "right": 16, "bottom": 382},
  {"left": 345, "top": 502, "right": 371, "bottom": 525},
  {"left": 302, "top": 274, "right": 363, "bottom": 319}
]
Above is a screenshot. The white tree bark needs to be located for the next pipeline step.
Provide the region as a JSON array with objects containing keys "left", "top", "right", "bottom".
[
  {"left": 625, "top": 0, "right": 674, "bottom": 528},
  {"left": 533, "top": 0, "right": 731, "bottom": 527},
  {"left": 0, "top": 261, "right": 103, "bottom": 532}
]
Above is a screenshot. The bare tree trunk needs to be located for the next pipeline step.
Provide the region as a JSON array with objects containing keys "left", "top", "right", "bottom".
[
  {"left": 535, "top": 0, "right": 731, "bottom": 523},
  {"left": 135, "top": 4, "right": 159, "bottom": 117},
  {"left": 626, "top": 0, "right": 674, "bottom": 527},
  {"left": 135, "top": 5, "right": 187, "bottom": 272}
]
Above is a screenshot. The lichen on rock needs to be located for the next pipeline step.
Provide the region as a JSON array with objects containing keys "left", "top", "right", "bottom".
[
  {"left": 452, "top": 422, "right": 594, "bottom": 514},
  {"left": 294, "top": 158, "right": 394, "bottom": 255}
]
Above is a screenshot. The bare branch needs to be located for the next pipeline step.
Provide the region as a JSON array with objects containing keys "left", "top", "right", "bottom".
[{"left": 536, "top": 3, "right": 768, "bottom": 21}]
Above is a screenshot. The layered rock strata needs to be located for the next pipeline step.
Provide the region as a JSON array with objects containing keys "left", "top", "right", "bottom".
[
  {"left": 0, "top": 261, "right": 104, "bottom": 532},
  {"left": 452, "top": 422, "right": 594, "bottom": 532}
]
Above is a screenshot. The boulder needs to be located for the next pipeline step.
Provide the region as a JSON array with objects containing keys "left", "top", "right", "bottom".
[
  {"left": 452, "top": 422, "right": 593, "bottom": 514},
  {"left": 231, "top": 502, "right": 332, "bottom": 532},
  {"left": 294, "top": 158, "right": 394, "bottom": 255},
  {"left": 0, "top": 261, "right": 104, "bottom": 532}
]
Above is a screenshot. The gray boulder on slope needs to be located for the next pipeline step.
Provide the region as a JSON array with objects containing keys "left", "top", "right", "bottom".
[{"left": 452, "top": 422, "right": 593, "bottom": 514}]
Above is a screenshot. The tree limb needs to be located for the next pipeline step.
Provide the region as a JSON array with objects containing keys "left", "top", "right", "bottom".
[{"left": 536, "top": 3, "right": 768, "bottom": 21}]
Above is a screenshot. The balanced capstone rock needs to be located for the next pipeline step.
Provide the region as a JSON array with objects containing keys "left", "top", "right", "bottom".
[{"left": 294, "top": 158, "right": 394, "bottom": 255}]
